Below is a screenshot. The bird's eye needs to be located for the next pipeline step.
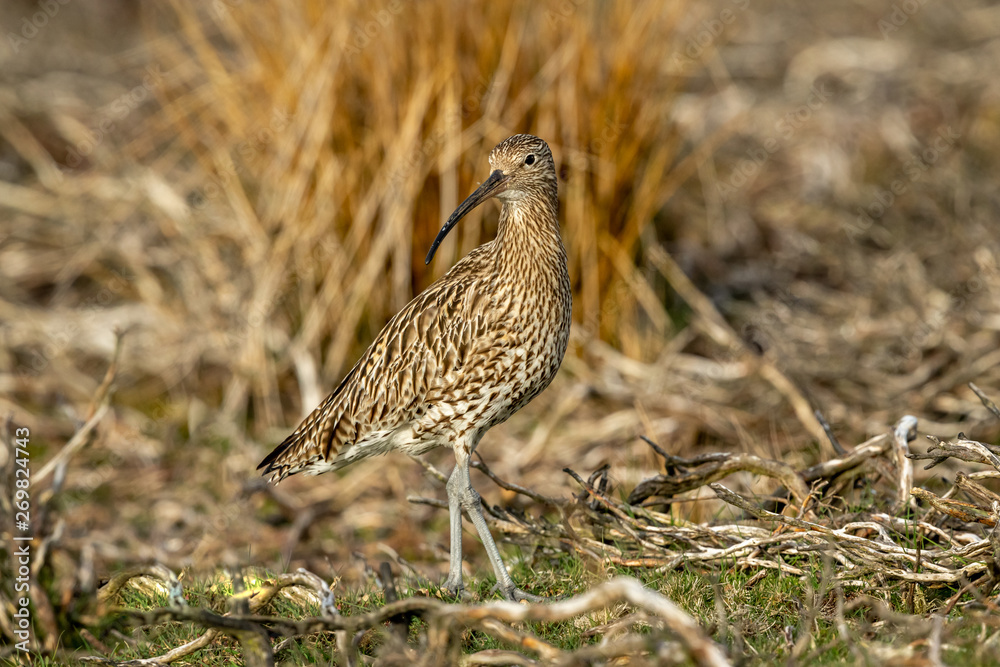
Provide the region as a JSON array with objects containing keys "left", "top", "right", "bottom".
[{"left": 524, "top": 154, "right": 535, "bottom": 166}]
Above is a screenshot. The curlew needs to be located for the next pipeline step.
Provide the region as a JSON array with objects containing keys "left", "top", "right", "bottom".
[{"left": 258, "top": 134, "right": 572, "bottom": 601}]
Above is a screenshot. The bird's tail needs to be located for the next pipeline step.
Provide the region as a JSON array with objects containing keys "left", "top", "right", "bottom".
[
  {"left": 256, "top": 432, "right": 299, "bottom": 483},
  {"left": 258, "top": 386, "right": 345, "bottom": 483}
]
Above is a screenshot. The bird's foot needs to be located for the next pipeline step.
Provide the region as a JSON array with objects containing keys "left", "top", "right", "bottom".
[
  {"left": 496, "top": 583, "right": 548, "bottom": 603},
  {"left": 441, "top": 575, "right": 468, "bottom": 600}
]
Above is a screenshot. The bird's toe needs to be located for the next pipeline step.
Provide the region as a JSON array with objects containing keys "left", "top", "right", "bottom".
[
  {"left": 499, "top": 584, "right": 548, "bottom": 604},
  {"left": 441, "top": 575, "right": 466, "bottom": 599}
]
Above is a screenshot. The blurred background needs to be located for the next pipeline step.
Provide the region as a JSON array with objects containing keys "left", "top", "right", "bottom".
[{"left": 1, "top": 0, "right": 999, "bottom": 597}]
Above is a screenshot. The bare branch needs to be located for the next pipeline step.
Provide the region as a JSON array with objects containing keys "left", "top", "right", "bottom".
[{"left": 969, "top": 382, "right": 1000, "bottom": 422}]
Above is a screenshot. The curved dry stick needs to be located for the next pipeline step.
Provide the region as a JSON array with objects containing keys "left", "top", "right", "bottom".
[
  {"left": 629, "top": 453, "right": 811, "bottom": 507},
  {"left": 922, "top": 435, "right": 1000, "bottom": 471},
  {"left": 473, "top": 618, "right": 560, "bottom": 661},
  {"left": 442, "top": 578, "right": 730, "bottom": 667},
  {"left": 910, "top": 488, "right": 996, "bottom": 527},
  {"left": 462, "top": 649, "right": 538, "bottom": 666},
  {"left": 800, "top": 433, "right": 890, "bottom": 482},
  {"left": 97, "top": 564, "right": 183, "bottom": 607}
]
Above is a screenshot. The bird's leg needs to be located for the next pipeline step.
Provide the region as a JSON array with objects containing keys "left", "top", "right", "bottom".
[
  {"left": 448, "top": 446, "right": 545, "bottom": 603},
  {"left": 443, "top": 463, "right": 466, "bottom": 596}
]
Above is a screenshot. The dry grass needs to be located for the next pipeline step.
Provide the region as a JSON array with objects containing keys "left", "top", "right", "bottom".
[
  {"left": 105, "top": 0, "right": 689, "bottom": 433},
  {"left": 2, "top": 0, "right": 1000, "bottom": 663}
]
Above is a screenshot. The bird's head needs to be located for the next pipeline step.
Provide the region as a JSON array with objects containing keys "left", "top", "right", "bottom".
[{"left": 425, "top": 134, "right": 555, "bottom": 265}]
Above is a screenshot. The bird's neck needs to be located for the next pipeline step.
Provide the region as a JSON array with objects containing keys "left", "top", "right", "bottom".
[{"left": 494, "top": 195, "right": 565, "bottom": 270}]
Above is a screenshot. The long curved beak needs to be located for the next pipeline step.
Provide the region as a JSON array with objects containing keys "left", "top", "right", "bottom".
[{"left": 425, "top": 169, "right": 508, "bottom": 265}]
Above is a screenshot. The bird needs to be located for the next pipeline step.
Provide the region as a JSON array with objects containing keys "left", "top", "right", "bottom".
[{"left": 258, "top": 134, "right": 572, "bottom": 601}]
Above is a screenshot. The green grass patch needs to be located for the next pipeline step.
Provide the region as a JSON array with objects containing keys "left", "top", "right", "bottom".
[{"left": 59, "top": 551, "right": 998, "bottom": 666}]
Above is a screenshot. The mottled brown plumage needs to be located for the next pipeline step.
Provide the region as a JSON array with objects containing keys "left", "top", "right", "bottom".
[{"left": 258, "top": 135, "right": 571, "bottom": 600}]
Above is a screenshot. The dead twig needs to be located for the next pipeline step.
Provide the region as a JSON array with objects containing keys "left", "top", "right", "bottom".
[
  {"left": 36, "top": 329, "right": 124, "bottom": 484},
  {"left": 628, "top": 453, "right": 811, "bottom": 507},
  {"left": 969, "top": 382, "right": 1000, "bottom": 422}
]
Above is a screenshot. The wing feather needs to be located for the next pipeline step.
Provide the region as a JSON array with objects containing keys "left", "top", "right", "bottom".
[{"left": 258, "top": 247, "right": 501, "bottom": 481}]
